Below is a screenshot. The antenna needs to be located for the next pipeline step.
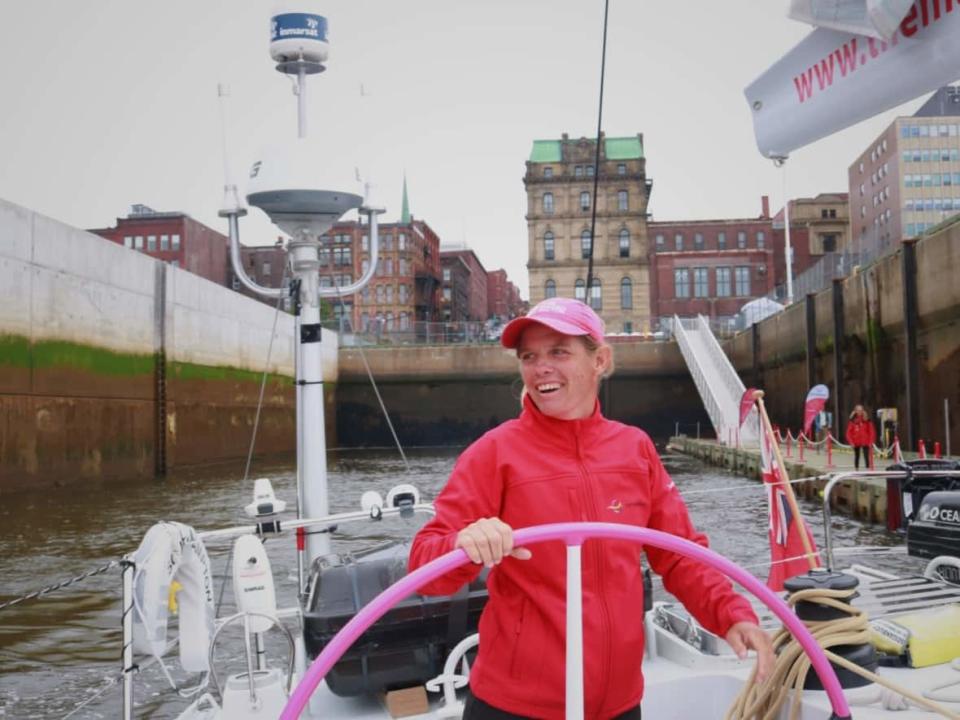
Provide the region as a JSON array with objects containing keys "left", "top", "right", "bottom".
[{"left": 217, "top": 83, "right": 244, "bottom": 215}]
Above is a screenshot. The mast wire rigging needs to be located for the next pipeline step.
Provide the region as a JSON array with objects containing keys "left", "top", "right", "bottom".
[{"left": 585, "top": 0, "right": 611, "bottom": 299}]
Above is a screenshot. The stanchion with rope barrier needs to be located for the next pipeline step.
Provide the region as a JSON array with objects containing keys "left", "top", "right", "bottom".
[{"left": 278, "top": 523, "right": 854, "bottom": 720}]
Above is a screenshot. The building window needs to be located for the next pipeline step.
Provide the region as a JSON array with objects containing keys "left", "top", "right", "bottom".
[
  {"left": 674, "top": 268, "right": 690, "bottom": 298},
  {"left": 543, "top": 193, "right": 554, "bottom": 214},
  {"left": 385, "top": 258, "right": 393, "bottom": 275},
  {"left": 589, "top": 278, "right": 601, "bottom": 311},
  {"left": 586, "top": 165, "right": 594, "bottom": 177},
  {"left": 544, "top": 231, "right": 555, "bottom": 261},
  {"left": 133, "top": 235, "right": 144, "bottom": 249},
  {"left": 160, "top": 234, "right": 169, "bottom": 251},
  {"left": 737, "top": 231, "right": 747, "bottom": 249},
  {"left": 716, "top": 267, "right": 731, "bottom": 297},
  {"left": 735, "top": 266, "right": 751, "bottom": 296},
  {"left": 398, "top": 233, "right": 406, "bottom": 249},
  {"left": 580, "top": 191, "right": 590, "bottom": 211},
  {"left": 655, "top": 234, "right": 664, "bottom": 249},
  {"left": 545, "top": 279, "right": 557, "bottom": 299},
  {"left": 544, "top": 166, "right": 553, "bottom": 179},
  {"left": 574, "top": 278, "right": 586, "bottom": 301},
  {"left": 147, "top": 235, "right": 157, "bottom": 251},
  {"left": 618, "top": 228, "right": 630, "bottom": 258},
  {"left": 399, "top": 284, "right": 408, "bottom": 302},
  {"left": 575, "top": 165, "right": 584, "bottom": 178},
  {"left": 443, "top": 287, "right": 452, "bottom": 301},
  {"left": 580, "top": 230, "right": 592, "bottom": 259},
  {"left": 717, "top": 232, "right": 726, "bottom": 250},
  {"left": 400, "top": 312, "right": 410, "bottom": 330},
  {"left": 617, "top": 190, "right": 628, "bottom": 211},
  {"left": 617, "top": 163, "right": 626, "bottom": 175},
  {"left": 443, "top": 267, "right": 451, "bottom": 282},
  {"left": 620, "top": 277, "right": 632, "bottom": 309},
  {"left": 694, "top": 267, "right": 709, "bottom": 298},
  {"left": 674, "top": 233, "right": 684, "bottom": 251},
  {"left": 386, "top": 284, "right": 394, "bottom": 302},
  {"left": 263, "top": 261, "right": 272, "bottom": 276},
  {"left": 231, "top": 276, "right": 240, "bottom": 290},
  {"left": 822, "top": 234, "right": 838, "bottom": 252},
  {"left": 694, "top": 233, "right": 704, "bottom": 250},
  {"left": 171, "top": 234, "right": 181, "bottom": 250},
  {"left": 123, "top": 236, "right": 133, "bottom": 248},
  {"left": 334, "top": 247, "right": 351, "bottom": 266},
  {"left": 362, "top": 234, "right": 369, "bottom": 251},
  {"left": 756, "top": 231, "right": 765, "bottom": 249}
]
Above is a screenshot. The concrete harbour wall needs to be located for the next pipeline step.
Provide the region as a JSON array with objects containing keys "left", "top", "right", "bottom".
[{"left": 0, "top": 198, "right": 335, "bottom": 492}]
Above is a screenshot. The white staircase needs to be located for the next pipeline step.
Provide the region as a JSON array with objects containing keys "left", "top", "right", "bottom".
[{"left": 672, "top": 315, "right": 758, "bottom": 447}]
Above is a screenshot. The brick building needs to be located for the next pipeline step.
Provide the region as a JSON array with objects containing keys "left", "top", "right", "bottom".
[
  {"left": 439, "top": 246, "right": 488, "bottom": 321},
  {"left": 439, "top": 254, "right": 472, "bottom": 322},
  {"left": 90, "top": 204, "right": 229, "bottom": 285},
  {"left": 486, "top": 269, "right": 524, "bottom": 322},
  {"left": 648, "top": 199, "right": 775, "bottom": 325},
  {"left": 524, "top": 132, "right": 653, "bottom": 334}
]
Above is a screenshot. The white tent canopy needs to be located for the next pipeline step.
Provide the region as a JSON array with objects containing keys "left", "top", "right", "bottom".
[{"left": 738, "top": 297, "right": 784, "bottom": 329}]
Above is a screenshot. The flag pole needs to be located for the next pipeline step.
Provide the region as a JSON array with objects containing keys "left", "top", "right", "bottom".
[{"left": 754, "top": 390, "right": 819, "bottom": 570}]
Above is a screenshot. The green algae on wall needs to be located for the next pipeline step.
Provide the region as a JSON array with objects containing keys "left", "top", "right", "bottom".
[
  {"left": 0, "top": 334, "right": 154, "bottom": 375},
  {"left": 168, "top": 360, "right": 296, "bottom": 387}
]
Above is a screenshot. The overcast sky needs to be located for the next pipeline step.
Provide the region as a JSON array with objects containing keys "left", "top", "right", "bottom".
[{"left": 0, "top": 1, "right": 930, "bottom": 297}]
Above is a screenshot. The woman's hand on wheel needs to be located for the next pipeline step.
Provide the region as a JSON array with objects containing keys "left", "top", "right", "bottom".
[
  {"left": 726, "top": 621, "right": 774, "bottom": 683},
  {"left": 456, "top": 518, "right": 532, "bottom": 567}
]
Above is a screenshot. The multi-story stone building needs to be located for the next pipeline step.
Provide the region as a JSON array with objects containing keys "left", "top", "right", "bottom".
[
  {"left": 849, "top": 85, "right": 960, "bottom": 255},
  {"left": 648, "top": 201, "right": 775, "bottom": 325},
  {"left": 770, "top": 193, "right": 850, "bottom": 298},
  {"left": 524, "top": 132, "right": 652, "bottom": 334},
  {"left": 90, "top": 204, "right": 229, "bottom": 286}
]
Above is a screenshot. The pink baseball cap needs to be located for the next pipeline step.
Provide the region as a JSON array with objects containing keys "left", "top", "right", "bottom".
[{"left": 501, "top": 298, "right": 606, "bottom": 349}]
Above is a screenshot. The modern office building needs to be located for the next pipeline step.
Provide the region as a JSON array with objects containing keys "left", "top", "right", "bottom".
[
  {"left": 848, "top": 85, "right": 960, "bottom": 255},
  {"left": 524, "top": 132, "right": 653, "bottom": 334}
]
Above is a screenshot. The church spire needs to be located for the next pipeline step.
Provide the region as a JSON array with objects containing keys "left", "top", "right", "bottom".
[{"left": 401, "top": 173, "right": 411, "bottom": 224}]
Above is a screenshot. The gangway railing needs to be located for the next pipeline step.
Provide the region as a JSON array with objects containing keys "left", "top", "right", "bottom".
[{"left": 673, "top": 315, "right": 758, "bottom": 446}]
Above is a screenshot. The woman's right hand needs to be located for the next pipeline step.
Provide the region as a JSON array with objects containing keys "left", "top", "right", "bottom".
[{"left": 456, "top": 517, "right": 532, "bottom": 567}]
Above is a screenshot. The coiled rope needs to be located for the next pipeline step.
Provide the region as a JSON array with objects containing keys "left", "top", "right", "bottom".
[{"left": 726, "top": 587, "right": 960, "bottom": 719}]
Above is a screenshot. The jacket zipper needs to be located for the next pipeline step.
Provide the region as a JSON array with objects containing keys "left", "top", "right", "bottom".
[{"left": 574, "top": 431, "right": 612, "bottom": 717}]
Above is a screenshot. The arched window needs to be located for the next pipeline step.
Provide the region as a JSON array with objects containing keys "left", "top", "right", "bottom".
[
  {"left": 620, "top": 277, "right": 633, "bottom": 309},
  {"left": 619, "top": 228, "right": 630, "bottom": 258},
  {"left": 589, "top": 278, "right": 602, "bottom": 311},
  {"left": 574, "top": 279, "right": 586, "bottom": 301},
  {"left": 543, "top": 192, "right": 554, "bottom": 214},
  {"left": 544, "top": 279, "right": 557, "bottom": 299},
  {"left": 544, "top": 231, "right": 555, "bottom": 261},
  {"left": 580, "top": 229, "right": 592, "bottom": 259}
]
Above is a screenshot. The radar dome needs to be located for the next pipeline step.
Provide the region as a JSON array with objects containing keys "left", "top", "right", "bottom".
[
  {"left": 270, "top": 6, "right": 329, "bottom": 69},
  {"left": 246, "top": 138, "right": 363, "bottom": 237}
]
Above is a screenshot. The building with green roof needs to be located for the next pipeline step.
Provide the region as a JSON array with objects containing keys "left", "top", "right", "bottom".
[{"left": 523, "top": 132, "right": 653, "bottom": 333}]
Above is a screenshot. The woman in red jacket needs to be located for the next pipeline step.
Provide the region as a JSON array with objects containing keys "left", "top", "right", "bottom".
[
  {"left": 846, "top": 404, "right": 877, "bottom": 470},
  {"left": 409, "top": 298, "right": 773, "bottom": 720}
]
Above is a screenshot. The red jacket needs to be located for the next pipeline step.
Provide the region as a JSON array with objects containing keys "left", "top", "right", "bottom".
[
  {"left": 845, "top": 416, "right": 876, "bottom": 447},
  {"left": 409, "top": 397, "right": 757, "bottom": 719}
]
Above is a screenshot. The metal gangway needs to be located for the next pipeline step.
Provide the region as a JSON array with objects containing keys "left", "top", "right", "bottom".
[{"left": 673, "top": 315, "right": 758, "bottom": 447}]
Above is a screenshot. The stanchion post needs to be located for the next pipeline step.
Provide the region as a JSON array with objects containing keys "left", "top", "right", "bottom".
[
  {"left": 868, "top": 444, "right": 874, "bottom": 470},
  {"left": 785, "top": 431, "right": 792, "bottom": 458},
  {"left": 799, "top": 436, "right": 805, "bottom": 462},
  {"left": 934, "top": 441, "right": 942, "bottom": 459},
  {"left": 919, "top": 439, "right": 927, "bottom": 459},
  {"left": 826, "top": 434, "right": 835, "bottom": 469}
]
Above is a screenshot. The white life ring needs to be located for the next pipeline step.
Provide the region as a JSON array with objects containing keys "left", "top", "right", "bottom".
[{"left": 131, "top": 522, "right": 215, "bottom": 673}]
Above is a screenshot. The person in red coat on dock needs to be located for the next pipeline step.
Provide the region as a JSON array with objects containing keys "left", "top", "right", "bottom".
[{"left": 846, "top": 404, "right": 876, "bottom": 470}]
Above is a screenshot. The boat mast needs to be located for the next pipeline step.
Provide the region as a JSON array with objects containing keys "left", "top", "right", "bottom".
[{"left": 222, "top": 8, "right": 383, "bottom": 564}]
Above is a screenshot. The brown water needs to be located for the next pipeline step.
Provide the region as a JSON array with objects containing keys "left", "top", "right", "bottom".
[{"left": 0, "top": 448, "right": 921, "bottom": 719}]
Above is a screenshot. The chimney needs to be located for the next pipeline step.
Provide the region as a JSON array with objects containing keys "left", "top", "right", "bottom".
[{"left": 761, "top": 195, "right": 770, "bottom": 219}]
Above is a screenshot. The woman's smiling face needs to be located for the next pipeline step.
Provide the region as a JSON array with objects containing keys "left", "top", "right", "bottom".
[{"left": 517, "top": 324, "right": 609, "bottom": 420}]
